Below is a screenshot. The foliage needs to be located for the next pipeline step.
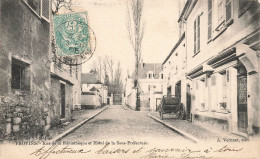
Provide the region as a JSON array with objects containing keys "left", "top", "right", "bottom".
[{"left": 52, "top": 0, "right": 76, "bottom": 15}]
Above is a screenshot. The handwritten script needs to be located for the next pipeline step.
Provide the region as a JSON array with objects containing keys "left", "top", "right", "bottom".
[
  {"left": 30, "top": 145, "right": 91, "bottom": 159},
  {"left": 29, "top": 144, "right": 243, "bottom": 159}
]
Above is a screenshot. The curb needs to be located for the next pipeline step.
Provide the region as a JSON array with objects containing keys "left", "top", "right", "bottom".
[
  {"left": 48, "top": 106, "right": 109, "bottom": 143},
  {"left": 147, "top": 113, "right": 201, "bottom": 144},
  {"left": 123, "top": 104, "right": 135, "bottom": 111}
]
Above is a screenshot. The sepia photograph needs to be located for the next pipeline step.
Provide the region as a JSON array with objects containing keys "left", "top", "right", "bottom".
[{"left": 0, "top": 0, "right": 260, "bottom": 158}]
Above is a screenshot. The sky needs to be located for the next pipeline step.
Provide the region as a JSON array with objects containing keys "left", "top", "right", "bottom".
[{"left": 65, "top": 0, "right": 180, "bottom": 79}]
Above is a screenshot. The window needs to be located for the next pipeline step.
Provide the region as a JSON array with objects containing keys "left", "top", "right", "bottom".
[
  {"left": 41, "top": 0, "right": 50, "bottom": 21},
  {"left": 76, "top": 65, "right": 78, "bottom": 79},
  {"left": 11, "top": 58, "right": 30, "bottom": 90},
  {"left": 70, "top": 65, "right": 72, "bottom": 76},
  {"left": 238, "top": 0, "right": 256, "bottom": 17},
  {"left": 221, "top": 73, "right": 227, "bottom": 109},
  {"left": 209, "top": 0, "right": 233, "bottom": 39},
  {"left": 24, "top": 0, "right": 40, "bottom": 14},
  {"left": 208, "top": 0, "right": 213, "bottom": 40},
  {"left": 225, "top": 0, "right": 232, "bottom": 23},
  {"left": 147, "top": 71, "right": 153, "bottom": 79},
  {"left": 217, "top": 0, "right": 225, "bottom": 25},
  {"left": 12, "top": 63, "right": 23, "bottom": 90},
  {"left": 148, "top": 85, "right": 150, "bottom": 91},
  {"left": 194, "top": 15, "right": 201, "bottom": 54},
  {"left": 23, "top": 0, "right": 50, "bottom": 22},
  {"left": 161, "top": 74, "right": 163, "bottom": 79}
]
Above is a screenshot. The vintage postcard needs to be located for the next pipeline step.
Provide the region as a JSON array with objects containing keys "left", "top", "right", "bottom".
[{"left": 0, "top": 0, "right": 260, "bottom": 159}]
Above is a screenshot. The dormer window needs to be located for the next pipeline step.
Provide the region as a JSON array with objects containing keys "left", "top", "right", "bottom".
[
  {"left": 159, "top": 72, "right": 163, "bottom": 79},
  {"left": 147, "top": 71, "right": 154, "bottom": 79}
]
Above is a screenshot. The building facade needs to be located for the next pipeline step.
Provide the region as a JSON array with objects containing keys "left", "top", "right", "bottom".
[
  {"left": 177, "top": 0, "right": 260, "bottom": 136},
  {"left": 81, "top": 73, "right": 108, "bottom": 108},
  {"left": 0, "top": 0, "right": 52, "bottom": 137},
  {"left": 125, "top": 61, "right": 164, "bottom": 111},
  {"left": 50, "top": 16, "right": 82, "bottom": 125}
]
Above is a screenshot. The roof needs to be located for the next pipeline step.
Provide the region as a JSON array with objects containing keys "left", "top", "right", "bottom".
[
  {"left": 131, "top": 63, "right": 163, "bottom": 79},
  {"left": 81, "top": 73, "right": 98, "bottom": 84},
  {"left": 162, "top": 33, "right": 185, "bottom": 65},
  {"left": 89, "top": 86, "right": 100, "bottom": 92},
  {"left": 95, "top": 81, "right": 103, "bottom": 84},
  {"left": 82, "top": 92, "right": 95, "bottom": 95}
]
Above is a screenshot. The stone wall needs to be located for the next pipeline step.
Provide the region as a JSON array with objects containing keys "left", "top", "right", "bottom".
[
  {"left": 0, "top": 0, "right": 51, "bottom": 139},
  {"left": 50, "top": 77, "right": 73, "bottom": 125}
]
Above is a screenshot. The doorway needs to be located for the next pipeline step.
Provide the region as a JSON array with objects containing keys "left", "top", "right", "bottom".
[
  {"left": 156, "top": 98, "right": 162, "bottom": 111},
  {"left": 61, "top": 83, "right": 66, "bottom": 118},
  {"left": 237, "top": 65, "right": 248, "bottom": 133},
  {"left": 175, "top": 81, "right": 181, "bottom": 98},
  {"left": 186, "top": 84, "right": 191, "bottom": 121},
  {"left": 167, "top": 86, "right": 171, "bottom": 97}
]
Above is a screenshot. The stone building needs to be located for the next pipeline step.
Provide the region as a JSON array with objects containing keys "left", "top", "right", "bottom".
[
  {"left": 50, "top": 28, "right": 82, "bottom": 125},
  {"left": 179, "top": 0, "right": 260, "bottom": 136},
  {"left": 162, "top": 33, "right": 190, "bottom": 118},
  {"left": 125, "top": 60, "right": 164, "bottom": 111},
  {"left": 0, "top": 0, "right": 51, "bottom": 137}
]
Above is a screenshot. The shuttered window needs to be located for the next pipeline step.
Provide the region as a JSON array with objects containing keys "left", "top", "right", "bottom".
[
  {"left": 194, "top": 15, "right": 201, "bottom": 54},
  {"left": 194, "top": 20, "right": 197, "bottom": 54},
  {"left": 208, "top": 0, "right": 213, "bottom": 40},
  {"left": 239, "top": 0, "right": 248, "bottom": 12},
  {"left": 238, "top": 0, "right": 256, "bottom": 17},
  {"left": 225, "top": 0, "right": 232, "bottom": 24},
  {"left": 217, "top": 0, "right": 224, "bottom": 24},
  {"left": 41, "top": 0, "right": 50, "bottom": 22},
  {"left": 197, "top": 16, "right": 200, "bottom": 52}
]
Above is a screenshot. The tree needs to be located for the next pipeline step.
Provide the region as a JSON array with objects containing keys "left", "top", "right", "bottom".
[
  {"left": 90, "top": 56, "right": 103, "bottom": 81},
  {"left": 126, "top": 0, "right": 145, "bottom": 110},
  {"left": 52, "top": 0, "right": 75, "bottom": 15},
  {"left": 113, "top": 62, "right": 123, "bottom": 94},
  {"left": 106, "top": 56, "right": 114, "bottom": 84}
]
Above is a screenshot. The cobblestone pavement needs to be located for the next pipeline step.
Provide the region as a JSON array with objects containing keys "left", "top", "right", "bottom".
[
  {"left": 48, "top": 106, "right": 108, "bottom": 139},
  {"left": 62, "top": 105, "right": 191, "bottom": 143},
  {"left": 149, "top": 112, "right": 245, "bottom": 141}
]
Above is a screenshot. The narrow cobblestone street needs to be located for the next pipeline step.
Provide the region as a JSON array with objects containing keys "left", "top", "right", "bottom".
[{"left": 62, "top": 105, "right": 191, "bottom": 143}]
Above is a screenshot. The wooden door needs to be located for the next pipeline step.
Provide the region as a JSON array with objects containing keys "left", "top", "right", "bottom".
[
  {"left": 186, "top": 84, "right": 191, "bottom": 120},
  {"left": 61, "top": 83, "right": 66, "bottom": 118},
  {"left": 237, "top": 66, "right": 248, "bottom": 132}
]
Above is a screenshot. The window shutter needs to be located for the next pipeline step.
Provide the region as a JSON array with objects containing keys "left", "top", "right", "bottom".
[
  {"left": 239, "top": 0, "right": 247, "bottom": 11},
  {"left": 41, "top": 0, "right": 50, "bottom": 22},
  {"left": 208, "top": 0, "right": 212, "bottom": 40},
  {"left": 194, "top": 20, "right": 197, "bottom": 54},
  {"left": 197, "top": 16, "right": 200, "bottom": 52},
  {"left": 225, "top": 0, "right": 232, "bottom": 23}
]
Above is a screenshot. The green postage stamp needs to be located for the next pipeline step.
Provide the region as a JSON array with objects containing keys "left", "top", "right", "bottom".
[{"left": 54, "top": 12, "right": 91, "bottom": 57}]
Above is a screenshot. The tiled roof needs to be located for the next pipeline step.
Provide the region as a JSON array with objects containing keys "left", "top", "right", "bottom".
[{"left": 81, "top": 73, "right": 98, "bottom": 84}]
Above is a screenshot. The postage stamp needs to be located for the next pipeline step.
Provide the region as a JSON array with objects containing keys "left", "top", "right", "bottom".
[{"left": 53, "top": 12, "right": 96, "bottom": 65}]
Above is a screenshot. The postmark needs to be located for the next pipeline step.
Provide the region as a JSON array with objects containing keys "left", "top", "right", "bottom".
[{"left": 53, "top": 12, "right": 96, "bottom": 65}]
